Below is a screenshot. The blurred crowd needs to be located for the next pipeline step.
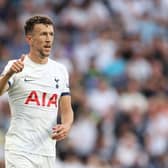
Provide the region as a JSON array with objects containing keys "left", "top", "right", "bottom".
[{"left": 0, "top": 0, "right": 168, "bottom": 167}]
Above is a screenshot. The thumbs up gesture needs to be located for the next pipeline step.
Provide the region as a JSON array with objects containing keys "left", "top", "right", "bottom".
[{"left": 8, "top": 54, "right": 25, "bottom": 75}]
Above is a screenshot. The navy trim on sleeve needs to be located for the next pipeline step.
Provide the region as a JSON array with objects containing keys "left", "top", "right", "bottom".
[
  {"left": 61, "top": 92, "right": 70, "bottom": 96},
  {"left": 8, "top": 81, "right": 11, "bottom": 87}
]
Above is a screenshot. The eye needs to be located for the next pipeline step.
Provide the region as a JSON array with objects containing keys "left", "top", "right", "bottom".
[
  {"left": 40, "top": 32, "right": 47, "bottom": 36},
  {"left": 50, "top": 32, "right": 54, "bottom": 36},
  {"left": 40, "top": 32, "right": 54, "bottom": 36}
]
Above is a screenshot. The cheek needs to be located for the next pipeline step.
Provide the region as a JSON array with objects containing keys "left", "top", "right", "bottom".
[
  {"left": 32, "top": 38, "right": 43, "bottom": 46},
  {"left": 51, "top": 36, "right": 54, "bottom": 41}
]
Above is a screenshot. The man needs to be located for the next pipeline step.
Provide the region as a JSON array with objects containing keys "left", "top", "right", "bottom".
[{"left": 0, "top": 15, "right": 74, "bottom": 168}]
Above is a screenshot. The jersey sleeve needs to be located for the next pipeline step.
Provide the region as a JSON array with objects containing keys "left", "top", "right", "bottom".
[
  {"left": 61, "top": 65, "right": 70, "bottom": 96},
  {"left": 1, "top": 60, "right": 15, "bottom": 87}
]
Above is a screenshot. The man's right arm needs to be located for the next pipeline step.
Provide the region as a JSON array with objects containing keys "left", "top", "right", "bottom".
[
  {"left": 0, "top": 73, "right": 12, "bottom": 95},
  {"left": 0, "top": 55, "right": 25, "bottom": 96}
]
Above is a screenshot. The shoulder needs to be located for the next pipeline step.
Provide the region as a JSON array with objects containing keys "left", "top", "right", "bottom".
[{"left": 48, "top": 58, "right": 68, "bottom": 73}]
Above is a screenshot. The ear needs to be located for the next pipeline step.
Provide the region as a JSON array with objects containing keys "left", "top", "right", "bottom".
[{"left": 25, "top": 35, "right": 32, "bottom": 44}]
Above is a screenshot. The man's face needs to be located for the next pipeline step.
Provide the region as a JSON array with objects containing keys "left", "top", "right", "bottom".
[{"left": 28, "top": 24, "right": 54, "bottom": 57}]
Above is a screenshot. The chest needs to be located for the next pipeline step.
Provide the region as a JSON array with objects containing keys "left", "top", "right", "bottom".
[
  {"left": 14, "top": 65, "right": 63, "bottom": 93},
  {"left": 8, "top": 65, "right": 65, "bottom": 108}
]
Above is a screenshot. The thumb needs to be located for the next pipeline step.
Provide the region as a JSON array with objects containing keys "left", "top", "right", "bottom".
[{"left": 20, "top": 54, "right": 25, "bottom": 62}]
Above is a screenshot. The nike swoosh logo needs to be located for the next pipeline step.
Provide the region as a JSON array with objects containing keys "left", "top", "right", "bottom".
[{"left": 24, "top": 78, "right": 35, "bottom": 82}]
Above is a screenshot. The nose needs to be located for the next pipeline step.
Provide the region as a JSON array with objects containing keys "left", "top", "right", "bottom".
[{"left": 46, "top": 34, "right": 51, "bottom": 42}]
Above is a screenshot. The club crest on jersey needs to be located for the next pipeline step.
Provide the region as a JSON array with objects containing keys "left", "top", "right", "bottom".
[{"left": 54, "top": 78, "right": 59, "bottom": 88}]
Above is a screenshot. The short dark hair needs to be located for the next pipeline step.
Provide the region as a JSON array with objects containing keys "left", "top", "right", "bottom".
[{"left": 24, "top": 15, "right": 54, "bottom": 35}]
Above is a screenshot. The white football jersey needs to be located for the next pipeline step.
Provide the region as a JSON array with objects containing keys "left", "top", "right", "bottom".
[{"left": 2, "top": 55, "right": 70, "bottom": 156}]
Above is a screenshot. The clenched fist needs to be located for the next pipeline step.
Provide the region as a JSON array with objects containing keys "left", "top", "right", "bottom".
[
  {"left": 51, "top": 124, "right": 71, "bottom": 141},
  {"left": 7, "top": 54, "right": 25, "bottom": 76}
]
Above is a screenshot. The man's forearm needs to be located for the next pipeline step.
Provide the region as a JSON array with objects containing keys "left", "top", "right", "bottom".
[
  {"left": 61, "top": 108, "right": 74, "bottom": 126},
  {"left": 0, "top": 73, "right": 11, "bottom": 95},
  {"left": 59, "top": 95, "right": 74, "bottom": 126},
  {"left": 52, "top": 96, "right": 74, "bottom": 140}
]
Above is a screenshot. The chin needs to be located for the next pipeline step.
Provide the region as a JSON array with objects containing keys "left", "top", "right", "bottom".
[
  {"left": 44, "top": 54, "right": 50, "bottom": 57},
  {"left": 41, "top": 53, "right": 50, "bottom": 58}
]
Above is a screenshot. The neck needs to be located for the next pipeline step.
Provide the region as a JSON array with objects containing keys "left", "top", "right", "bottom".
[{"left": 28, "top": 51, "right": 48, "bottom": 64}]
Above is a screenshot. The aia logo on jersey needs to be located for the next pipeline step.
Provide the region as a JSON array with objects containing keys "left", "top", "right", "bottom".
[{"left": 24, "top": 91, "right": 57, "bottom": 107}]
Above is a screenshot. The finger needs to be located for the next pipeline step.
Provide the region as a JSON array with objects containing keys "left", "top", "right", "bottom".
[
  {"left": 52, "top": 127, "right": 66, "bottom": 136},
  {"left": 13, "top": 62, "right": 24, "bottom": 70},
  {"left": 12, "top": 64, "right": 24, "bottom": 72},
  {"left": 52, "top": 125, "right": 64, "bottom": 132},
  {"left": 53, "top": 129, "right": 66, "bottom": 136},
  {"left": 20, "top": 54, "right": 25, "bottom": 62},
  {"left": 51, "top": 132, "right": 66, "bottom": 141},
  {"left": 52, "top": 131, "right": 65, "bottom": 138},
  {"left": 55, "top": 136, "right": 66, "bottom": 141},
  {"left": 11, "top": 66, "right": 20, "bottom": 73},
  {"left": 15, "top": 61, "right": 24, "bottom": 67}
]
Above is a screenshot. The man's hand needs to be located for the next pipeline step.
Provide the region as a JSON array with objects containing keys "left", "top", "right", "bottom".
[
  {"left": 7, "top": 54, "right": 25, "bottom": 76},
  {"left": 51, "top": 124, "right": 71, "bottom": 141},
  {"left": 0, "top": 54, "right": 26, "bottom": 95}
]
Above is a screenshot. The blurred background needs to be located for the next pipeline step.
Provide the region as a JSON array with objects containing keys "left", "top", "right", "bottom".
[{"left": 0, "top": 0, "right": 168, "bottom": 167}]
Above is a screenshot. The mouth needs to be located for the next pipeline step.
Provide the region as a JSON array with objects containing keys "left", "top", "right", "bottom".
[
  {"left": 44, "top": 45, "right": 51, "bottom": 49},
  {"left": 43, "top": 45, "right": 51, "bottom": 52}
]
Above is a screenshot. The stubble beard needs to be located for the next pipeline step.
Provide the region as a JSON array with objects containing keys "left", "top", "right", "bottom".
[{"left": 39, "top": 49, "right": 50, "bottom": 58}]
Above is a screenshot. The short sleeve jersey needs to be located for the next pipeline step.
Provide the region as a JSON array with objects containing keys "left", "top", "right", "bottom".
[{"left": 2, "top": 55, "right": 70, "bottom": 156}]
